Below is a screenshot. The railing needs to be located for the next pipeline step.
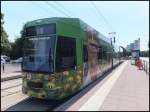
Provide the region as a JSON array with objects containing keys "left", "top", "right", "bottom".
[{"left": 141, "top": 59, "right": 149, "bottom": 75}]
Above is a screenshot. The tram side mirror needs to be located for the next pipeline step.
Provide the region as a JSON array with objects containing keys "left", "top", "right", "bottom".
[{"left": 113, "top": 37, "right": 116, "bottom": 43}]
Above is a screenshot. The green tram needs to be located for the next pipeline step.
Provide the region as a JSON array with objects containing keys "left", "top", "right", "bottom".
[{"left": 21, "top": 17, "right": 121, "bottom": 99}]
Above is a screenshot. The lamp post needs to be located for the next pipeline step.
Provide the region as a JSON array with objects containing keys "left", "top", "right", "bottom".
[
  {"left": 108, "top": 32, "right": 116, "bottom": 69},
  {"left": 108, "top": 32, "right": 116, "bottom": 44}
]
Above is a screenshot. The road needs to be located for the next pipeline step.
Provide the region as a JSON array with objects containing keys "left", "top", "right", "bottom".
[
  {"left": 1, "top": 78, "right": 22, "bottom": 97},
  {"left": 1, "top": 62, "right": 21, "bottom": 75},
  {"left": 1, "top": 78, "right": 64, "bottom": 111},
  {"left": 1, "top": 78, "right": 65, "bottom": 111},
  {"left": 1, "top": 78, "right": 27, "bottom": 111},
  {"left": 1, "top": 92, "right": 28, "bottom": 111}
]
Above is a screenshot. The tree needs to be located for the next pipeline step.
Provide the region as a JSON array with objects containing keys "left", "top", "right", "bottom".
[
  {"left": 10, "top": 36, "right": 25, "bottom": 59},
  {"left": 1, "top": 12, "right": 11, "bottom": 56}
]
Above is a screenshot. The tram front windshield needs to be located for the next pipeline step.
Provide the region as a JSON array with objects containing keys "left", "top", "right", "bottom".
[
  {"left": 132, "top": 51, "right": 139, "bottom": 59},
  {"left": 22, "top": 36, "right": 55, "bottom": 73}
]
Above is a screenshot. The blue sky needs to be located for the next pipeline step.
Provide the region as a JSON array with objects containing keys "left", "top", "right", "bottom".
[{"left": 1, "top": 1, "right": 149, "bottom": 50}]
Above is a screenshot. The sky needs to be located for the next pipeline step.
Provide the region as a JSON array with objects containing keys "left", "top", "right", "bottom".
[{"left": 1, "top": 1, "right": 149, "bottom": 50}]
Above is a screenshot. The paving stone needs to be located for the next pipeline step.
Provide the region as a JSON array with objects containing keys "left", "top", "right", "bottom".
[{"left": 99, "top": 61, "right": 149, "bottom": 111}]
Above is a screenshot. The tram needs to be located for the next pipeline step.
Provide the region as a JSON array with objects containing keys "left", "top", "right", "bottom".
[
  {"left": 21, "top": 17, "right": 121, "bottom": 99},
  {"left": 131, "top": 50, "right": 140, "bottom": 65}
]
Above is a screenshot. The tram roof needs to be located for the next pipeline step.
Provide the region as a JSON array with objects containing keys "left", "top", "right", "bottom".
[{"left": 24, "top": 17, "right": 111, "bottom": 44}]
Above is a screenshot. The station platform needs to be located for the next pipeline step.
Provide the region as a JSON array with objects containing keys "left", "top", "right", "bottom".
[{"left": 55, "top": 60, "right": 149, "bottom": 111}]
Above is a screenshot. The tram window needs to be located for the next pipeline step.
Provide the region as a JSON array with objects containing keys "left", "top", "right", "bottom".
[
  {"left": 83, "top": 45, "right": 88, "bottom": 62},
  {"left": 98, "top": 47, "right": 102, "bottom": 59},
  {"left": 56, "top": 37, "right": 76, "bottom": 72},
  {"left": 25, "top": 24, "right": 56, "bottom": 36},
  {"left": 107, "top": 52, "right": 112, "bottom": 62},
  {"left": 26, "top": 26, "right": 36, "bottom": 36},
  {"left": 102, "top": 50, "right": 107, "bottom": 61},
  {"left": 36, "top": 24, "right": 56, "bottom": 35}
]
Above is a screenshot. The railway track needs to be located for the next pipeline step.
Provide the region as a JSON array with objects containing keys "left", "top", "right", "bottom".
[
  {"left": 1, "top": 85, "right": 22, "bottom": 97},
  {"left": 1, "top": 78, "right": 22, "bottom": 97},
  {"left": 2, "top": 90, "right": 22, "bottom": 98},
  {"left": 1, "top": 83, "right": 22, "bottom": 91},
  {"left": 1, "top": 78, "right": 71, "bottom": 111}
]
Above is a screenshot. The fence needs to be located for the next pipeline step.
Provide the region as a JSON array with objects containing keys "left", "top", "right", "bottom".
[{"left": 141, "top": 59, "right": 149, "bottom": 75}]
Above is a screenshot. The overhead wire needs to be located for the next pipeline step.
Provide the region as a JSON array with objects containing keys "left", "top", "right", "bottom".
[
  {"left": 53, "top": 1, "right": 73, "bottom": 17},
  {"left": 30, "top": 1, "right": 118, "bottom": 41},
  {"left": 29, "top": 1, "right": 114, "bottom": 32},
  {"left": 30, "top": 1, "right": 53, "bottom": 15},
  {"left": 45, "top": 1, "right": 71, "bottom": 17},
  {"left": 90, "top": 1, "right": 114, "bottom": 32},
  {"left": 90, "top": 1, "right": 122, "bottom": 45}
]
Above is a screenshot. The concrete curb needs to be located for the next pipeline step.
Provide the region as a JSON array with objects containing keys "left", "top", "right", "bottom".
[{"left": 1, "top": 75, "right": 22, "bottom": 82}]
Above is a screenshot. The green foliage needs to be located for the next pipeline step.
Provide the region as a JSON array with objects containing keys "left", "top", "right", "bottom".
[
  {"left": 10, "top": 37, "right": 25, "bottom": 59},
  {"left": 1, "top": 12, "right": 24, "bottom": 59},
  {"left": 1, "top": 12, "right": 11, "bottom": 56}
]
